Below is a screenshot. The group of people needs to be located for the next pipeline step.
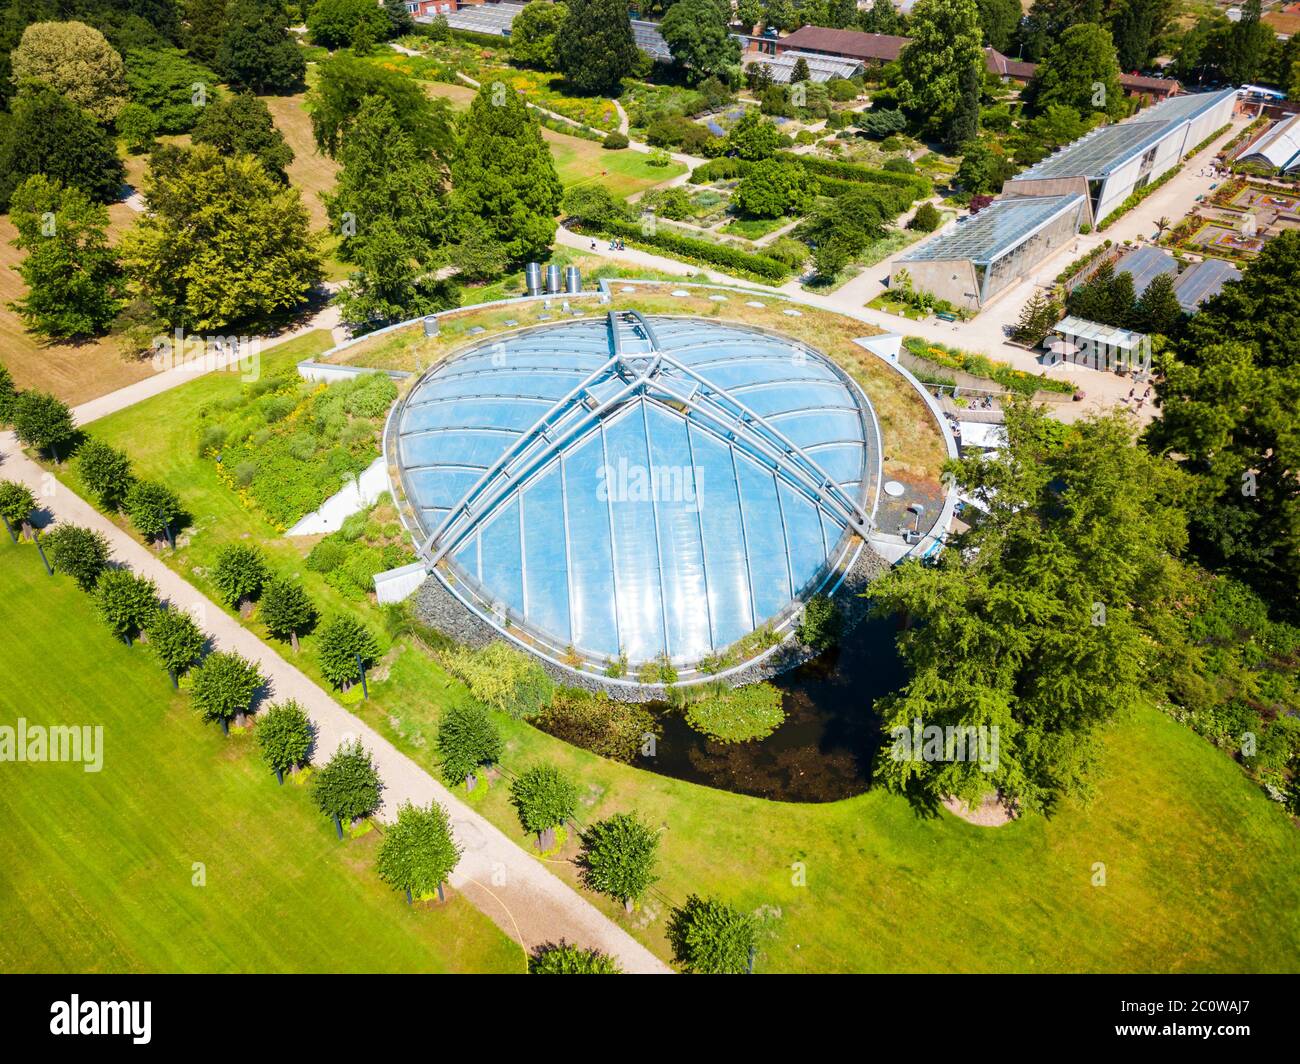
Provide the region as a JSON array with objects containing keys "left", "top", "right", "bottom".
[
  {"left": 1126, "top": 384, "right": 1154, "bottom": 411},
  {"left": 589, "top": 238, "right": 627, "bottom": 251}
]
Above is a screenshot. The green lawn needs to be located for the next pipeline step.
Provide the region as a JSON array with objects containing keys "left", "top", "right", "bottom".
[
  {"left": 0, "top": 545, "right": 522, "bottom": 974},
  {"left": 545, "top": 130, "right": 685, "bottom": 199},
  {"left": 38, "top": 314, "right": 1300, "bottom": 974}
]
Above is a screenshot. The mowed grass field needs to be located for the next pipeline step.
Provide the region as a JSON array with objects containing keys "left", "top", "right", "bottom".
[
  {"left": 0, "top": 545, "right": 523, "bottom": 974},
  {"left": 42, "top": 323, "right": 1300, "bottom": 973}
]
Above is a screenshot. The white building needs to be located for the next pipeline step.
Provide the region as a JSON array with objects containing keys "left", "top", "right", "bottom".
[
  {"left": 1002, "top": 88, "right": 1238, "bottom": 227},
  {"left": 1235, "top": 113, "right": 1300, "bottom": 173}
]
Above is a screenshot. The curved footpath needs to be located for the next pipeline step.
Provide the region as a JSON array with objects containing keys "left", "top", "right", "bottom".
[{"left": 0, "top": 432, "right": 670, "bottom": 974}]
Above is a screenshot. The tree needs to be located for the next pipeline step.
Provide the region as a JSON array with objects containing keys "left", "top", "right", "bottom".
[
  {"left": 856, "top": 107, "right": 908, "bottom": 139},
  {"left": 1109, "top": 0, "right": 1173, "bottom": 72},
  {"left": 184, "top": 0, "right": 229, "bottom": 65},
  {"left": 725, "top": 109, "right": 781, "bottom": 161},
  {"left": 123, "top": 46, "right": 217, "bottom": 133},
  {"left": 1027, "top": 22, "right": 1124, "bottom": 120},
  {"left": 943, "top": 58, "right": 981, "bottom": 152},
  {"left": 860, "top": 0, "right": 904, "bottom": 34},
  {"left": 375, "top": 800, "right": 462, "bottom": 903},
  {"left": 562, "top": 184, "right": 628, "bottom": 228},
  {"left": 117, "top": 103, "right": 158, "bottom": 153},
  {"left": 11, "top": 390, "right": 75, "bottom": 461},
  {"left": 1011, "top": 289, "right": 1062, "bottom": 347},
  {"left": 211, "top": 543, "right": 269, "bottom": 609},
  {"left": 307, "top": 0, "right": 390, "bottom": 50},
  {"left": 259, "top": 576, "right": 317, "bottom": 652},
  {"left": 124, "top": 479, "right": 182, "bottom": 546},
  {"left": 1135, "top": 272, "right": 1183, "bottom": 337},
  {"left": 7, "top": 176, "right": 124, "bottom": 341},
  {"left": 666, "top": 894, "right": 758, "bottom": 973},
  {"left": 556, "top": 0, "right": 637, "bottom": 97},
  {"left": 975, "top": 0, "right": 1021, "bottom": 52},
  {"left": 335, "top": 222, "right": 457, "bottom": 332},
  {"left": 790, "top": 56, "right": 810, "bottom": 84},
  {"left": 442, "top": 641, "right": 555, "bottom": 719},
  {"left": 1017, "top": 0, "right": 1104, "bottom": 62},
  {"left": 316, "top": 613, "right": 380, "bottom": 688},
  {"left": 256, "top": 699, "right": 313, "bottom": 780},
  {"left": 383, "top": 0, "right": 415, "bottom": 38},
  {"left": 872, "top": 403, "right": 1191, "bottom": 814},
  {"left": 0, "top": 481, "right": 36, "bottom": 540},
  {"left": 120, "top": 146, "right": 322, "bottom": 332},
  {"left": 579, "top": 812, "right": 659, "bottom": 910},
  {"left": 95, "top": 568, "right": 158, "bottom": 644},
  {"left": 44, "top": 524, "right": 110, "bottom": 591},
  {"left": 0, "top": 86, "right": 125, "bottom": 211},
  {"left": 0, "top": 365, "right": 16, "bottom": 425},
  {"left": 511, "top": 0, "right": 568, "bottom": 71},
  {"left": 308, "top": 54, "right": 454, "bottom": 159},
  {"left": 450, "top": 82, "right": 563, "bottom": 265},
  {"left": 219, "top": 0, "right": 306, "bottom": 93},
  {"left": 896, "top": 0, "right": 984, "bottom": 135},
  {"left": 11, "top": 21, "right": 129, "bottom": 122},
  {"left": 436, "top": 702, "right": 503, "bottom": 787},
  {"left": 731, "top": 158, "right": 815, "bottom": 219},
  {"left": 192, "top": 93, "right": 295, "bottom": 183},
  {"left": 796, "top": 592, "right": 842, "bottom": 650},
  {"left": 510, "top": 765, "right": 579, "bottom": 848},
  {"left": 76, "top": 438, "right": 135, "bottom": 510},
  {"left": 145, "top": 604, "right": 205, "bottom": 686},
  {"left": 529, "top": 941, "right": 622, "bottom": 974},
  {"left": 661, "top": 0, "right": 740, "bottom": 84},
  {"left": 1224, "top": 0, "right": 1273, "bottom": 85},
  {"left": 312, "top": 739, "right": 381, "bottom": 830},
  {"left": 190, "top": 650, "right": 264, "bottom": 732}
]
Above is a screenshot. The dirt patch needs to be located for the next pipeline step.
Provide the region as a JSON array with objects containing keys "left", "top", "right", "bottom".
[{"left": 943, "top": 794, "right": 1018, "bottom": 827}]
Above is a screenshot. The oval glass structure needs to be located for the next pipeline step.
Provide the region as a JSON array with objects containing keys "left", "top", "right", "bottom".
[{"left": 394, "top": 313, "right": 881, "bottom": 667}]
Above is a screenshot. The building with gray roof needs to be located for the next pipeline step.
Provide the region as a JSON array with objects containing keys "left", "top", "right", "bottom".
[
  {"left": 1113, "top": 246, "right": 1178, "bottom": 296},
  {"left": 1172, "top": 258, "right": 1242, "bottom": 313}
]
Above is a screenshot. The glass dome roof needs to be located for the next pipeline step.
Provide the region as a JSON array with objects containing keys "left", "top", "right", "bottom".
[{"left": 394, "top": 312, "right": 880, "bottom": 666}]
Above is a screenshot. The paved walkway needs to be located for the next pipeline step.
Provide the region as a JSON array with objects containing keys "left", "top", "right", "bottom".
[{"left": 0, "top": 434, "right": 670, "bottom": 974}]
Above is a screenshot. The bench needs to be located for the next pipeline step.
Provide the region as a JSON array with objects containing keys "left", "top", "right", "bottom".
[{"left": 935, "top": 311, "right": 957, "bottom": 322}]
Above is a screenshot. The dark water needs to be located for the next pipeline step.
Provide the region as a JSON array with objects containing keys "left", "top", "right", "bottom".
[{"left": 634, "top": 613, "right": 907, "bottom": 803}]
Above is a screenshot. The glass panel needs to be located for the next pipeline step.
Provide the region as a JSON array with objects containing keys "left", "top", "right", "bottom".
[
  {"left": 477, "top": 495, "right": 524, "bottom": 618},
  {"left": 690, "top": 424, "right": 753, "bottom": 648},
  {"left": 779, "top": 481, "right": 829, "bottom": 597},
  {"left": 602, "top": 403, "right": 666, "bottom": 662},
  {"left": 520, "top": 469, "right": 572, "bottom": 646},
  {"left": 734, "top": 451, "right": 792, "bottom": 625},
  {"left": 561, "top": 432, "right": 619, "bottom": 658},
  {"left": 645, "top": 404, "right": 712, "bottom": 661}
]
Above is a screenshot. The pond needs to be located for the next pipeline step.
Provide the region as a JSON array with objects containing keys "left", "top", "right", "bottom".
[{"left": 632, "top": 612, "right": 906, "bottom": 803}]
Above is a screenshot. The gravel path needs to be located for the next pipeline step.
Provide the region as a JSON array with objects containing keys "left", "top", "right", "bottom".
[{"left": 0, "top": 434, "right": 670, "bottom": 974}]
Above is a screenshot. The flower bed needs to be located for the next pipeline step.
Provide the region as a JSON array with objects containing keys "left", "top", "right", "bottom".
[{"left": 903, "top": 337, "right": 1076, "bottom": 396}]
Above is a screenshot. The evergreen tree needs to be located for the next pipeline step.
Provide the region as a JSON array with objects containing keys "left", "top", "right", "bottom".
[
  {"left": 1011, "top": 289, "right": 1062, "bottom": 347},
  {"left": 667, "top": 894, "right": 759, "bottom": 974},
  {"left": 7, "top": 175, "right": 124, "bottom": 340},
  {"left": 859, "top": 0, "right": 903, "bottom": 34},
  {"left": 556, "top": 0, "right": 638, "bottom": 97},
  {"left": 184, "top": 0, "right": 229, "bottom": 66},
  {"left": 1135, "top": 272, "right": 1183, "bottom": 336},
  {"left": 975, "top": 0, "right": 1021, "bottom": 52},
  {"left": 943, "top": 59, "right": 981, "bottom": 151},
  {"left": 790, "top": 55, "right": 810, "bottom": 84},
  {"left": 450, "top": 82, "right": 563, "bottom": 265},
  {"left": 0, "top": 86, "right": 125, "bottom": 211},
  {"left": 218, "top": 0, "right": 306, "bottom": 93},
  {"left": 384, "top": 0, "right": 415, "bottom": 38},
  {"left": 1109, "top": 0, "right": 1172, "bottom": 73}
]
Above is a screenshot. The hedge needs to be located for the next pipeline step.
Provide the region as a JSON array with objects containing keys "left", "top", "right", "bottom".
[
  {"left": 776, "top": 152, "right": 932, "bottom": 199},
  {"left": 569, "top": 218, "right": 792, "bottom": 283}
]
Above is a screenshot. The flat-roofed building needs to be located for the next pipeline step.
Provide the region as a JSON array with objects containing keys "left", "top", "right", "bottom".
[
  {"left": 892, "top": 194, "right": 1087, "bottom": 312},
  {"left": 1002, "top": 88, "right": 1238, "bottom": 227},
  {"left": 742, "top": 49, "right": 863, "bottom": 83}
]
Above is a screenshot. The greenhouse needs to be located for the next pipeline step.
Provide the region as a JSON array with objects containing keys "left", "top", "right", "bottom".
[{"left": 391, "top": 313, "right": 882, "bottom": 670}]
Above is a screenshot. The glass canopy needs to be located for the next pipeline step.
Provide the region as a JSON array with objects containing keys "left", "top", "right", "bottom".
[{"left": 395, "top": 313, "right": 879, "bottom": 666}]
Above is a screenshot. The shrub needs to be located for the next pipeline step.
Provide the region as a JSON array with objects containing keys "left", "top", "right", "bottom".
[
  {"left": 797, "top": 593, "right": 843, "bottom": 650},
  {"left": 569, "top": 217, "right": 790, "bottom": 283},
  {"left": 602, "top": 130, "right": 629, "bottom": 149},
  {"left": 436, "top": 702, "right": 503, "bottom": 785},
  {"left": 536, "top": 688, "right": 656, "bottom": 762},
  {"left": 883, "top": 155, "right": 915, "bottom": 174},
  {"left": 442, "top": 641, "right": 554, "bottom": 719},
  {"left": 685, "top": 683, "right": 785, "bottom": 743},
  {"left": 908, "top": 202, "right": 943, "bottom": 232}
]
